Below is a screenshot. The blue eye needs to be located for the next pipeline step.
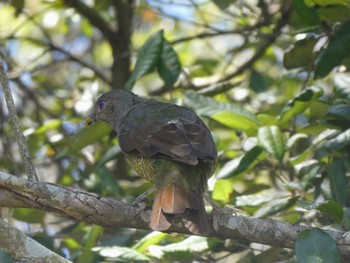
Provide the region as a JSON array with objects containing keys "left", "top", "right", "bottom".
[{"left": 99, "top": 100, "right": 104, "bottom": 110}]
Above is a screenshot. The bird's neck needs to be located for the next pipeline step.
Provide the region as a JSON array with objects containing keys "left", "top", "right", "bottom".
[{"left": 114, "top": 95, "right": 144, "bottom": 133}]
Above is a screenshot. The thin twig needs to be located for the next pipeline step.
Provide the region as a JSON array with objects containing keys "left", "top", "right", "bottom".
[{"left": 0, "top": 60, "right": 39, "bottom": 181}]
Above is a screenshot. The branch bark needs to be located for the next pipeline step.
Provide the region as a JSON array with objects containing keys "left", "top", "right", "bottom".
[
  {"left": 0, "top": 219, "right": 71, "bottom": 263},
  {"left": 0, "top": 171, "right": 349, "bottom": 259},
  {"left": 0, "top": 60, "right": 39, "bottom": 181}
]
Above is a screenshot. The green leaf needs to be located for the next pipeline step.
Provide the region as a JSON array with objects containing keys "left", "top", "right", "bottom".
[
  {"left": 93, "top": 246, "right": 150, "bottom": 261},
  {"left": 158, "top": 39, "right": 181, "bottom": 86},
  {"left": 334, "top": 72, "right": 350, "bottom": 100},
  {"left": 306, "top": 0, "right": 349, "bottom": 7},
  {"left": 133, "top": 232, "right": 169, "bottom": 253},
  {"left": 257, "top": 126, "right": 285, "bottom": 161},
  {"left": 322, "top": 129, "right": 350, "bottom": 151},
  {"left": 325, "top": 105, "right": 350, "bottom": 123},
  {"left": 295, "top": 228, "right": 340, "bottom": 263},
  {"left": 216, "top": 146, "right": 263, "bottom": 179},
  {"left": 315, "top": 19, "right": 350, "bottom": 78},
  {"left": 125, "top": 30, "right": 164, "bottom": 89},
  {"left": 212, "top": 179, "right": 233, "bottom": 202},
  {"left": 249, "top": 69, "right": 268, "bottom": 93},
  {"left": 316, "top": 200, "right": 344, "bottom": 224},
  {"left": 317, "top": 5, "right": 350, "bottom": 25},
  {"left": 13, "top": 208, "right": 45, "bottom": 224},
  {"left": 59, "top": 121, "right": 112, "bottom": 157},
  {"left": 148, "top": 236, "right": 213, "bottom": 259},
  {"left": 293, "top": 0, "right": 320, "bottom": 26},
  {"left": 77, "top": 226, "right": 103, "bottom": 263},
  {"left": 279, "top": 86, "right": 324, "bottom": 124},
  {"left": 283, "top": 35, "right": 318, "bottom": 70},
  {"left": 211, "top": 0, "right": 234, "bottom": 10},
  {"left": 256, "top": 197, "right": 298, "bottom": 218},
  {"left": 184, "top": 92, "right": 260, "bottom": 130},
  {"left": 328, "top": 158, "right": 347, "bottom": 206}
]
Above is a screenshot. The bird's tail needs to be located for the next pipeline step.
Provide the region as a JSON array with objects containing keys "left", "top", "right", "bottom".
[{"left": 149, "top": 184, "right": 210, "bottom": 235}]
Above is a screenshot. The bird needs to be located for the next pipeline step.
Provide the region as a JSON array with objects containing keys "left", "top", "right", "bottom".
[{"left": 85, "top": 89, "right": 217, "bottom": 235}]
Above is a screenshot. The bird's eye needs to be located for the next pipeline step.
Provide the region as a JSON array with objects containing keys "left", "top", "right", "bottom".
[{"left": 98, "top": 100, "right": 105, "bottom": 110}]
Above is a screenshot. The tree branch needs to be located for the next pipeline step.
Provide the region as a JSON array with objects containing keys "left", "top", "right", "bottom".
[
  {"left": 0, "top": 219, "right": 71, "bottom": 262},
  {"left": 0, "top": 171, "right": 349, "bottom": 259},
  {"left": 0, "top": 60, "right": 39, "bottom": 181}
]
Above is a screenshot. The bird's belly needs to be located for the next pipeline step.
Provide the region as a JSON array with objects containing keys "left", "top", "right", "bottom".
[{"left": 127, "top": 156, "right": 157, "bottom": 183}]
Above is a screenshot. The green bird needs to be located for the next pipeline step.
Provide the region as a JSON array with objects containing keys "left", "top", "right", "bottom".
[{"left": 86, "top": 89, "right": 217, "bottom": 235}]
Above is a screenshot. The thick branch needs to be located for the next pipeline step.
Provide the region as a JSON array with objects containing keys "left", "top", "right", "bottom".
[
  {"left": 0, "top": 219, "right": 71, "bottom": 262},
  {"left": 0, "top": 61, "right": 39, "bottom": 181},
  {"left": 0, "top": 171, "right": 349, "bottom": 259}
]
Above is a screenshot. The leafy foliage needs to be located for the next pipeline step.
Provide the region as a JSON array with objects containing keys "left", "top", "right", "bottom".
[{"left": 1, "top": 0, "right": 350, "bottom": 262}]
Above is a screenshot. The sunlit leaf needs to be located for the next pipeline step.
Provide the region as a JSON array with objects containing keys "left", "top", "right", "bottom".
[
  {"left": 212, "top": 179, "right": 233, "bottom": 202},
  {"left": 257, "top": 126, "right": 285, "bottom": 161},
  {"left": 216, "top": 146, "right": 263, "bottom": 179},
  {"left": 334, "top": 72, "right": 350, "bottom": 100},
  {"left": 133, "top": 232, "right": 169, "bottom": 253},
  {"left": 295, "top": 228, "right": 340, "bottom": 263},
  {"left": 279, "top": 86, "right": 324, "bottom": 124},
  {"left": 93, "top": 246, "right": 150, "bottom": 261},
  {"left": 256, "top": 197, "right": 298, "bottom": 218},
  {"left": 322, "top": 129, "right": 350, "bottom": 151},
  {"left": 184, "top": 92, "right": 260, "bottom": 130}
]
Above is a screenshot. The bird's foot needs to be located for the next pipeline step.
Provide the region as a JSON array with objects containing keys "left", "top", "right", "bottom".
[
  {"left": 133, "top": 185, "right": 157, "bottom": 216},
  {"left": 204, "top": 193, "right": 237, "bottom": 232}
]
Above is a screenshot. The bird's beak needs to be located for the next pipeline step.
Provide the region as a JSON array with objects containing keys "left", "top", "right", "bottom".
[{"left": 84, "top": 113, "right": 96, "bottom": 127}]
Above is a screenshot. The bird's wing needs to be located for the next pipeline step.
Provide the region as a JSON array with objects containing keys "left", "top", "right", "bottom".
[{"left": 119, "top": 117, "right": 216, "bottom": 166}]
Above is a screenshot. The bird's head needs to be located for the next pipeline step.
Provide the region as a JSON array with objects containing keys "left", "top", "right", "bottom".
[{"left": 84, "top": 89, "right": 138, "bottom": 129}]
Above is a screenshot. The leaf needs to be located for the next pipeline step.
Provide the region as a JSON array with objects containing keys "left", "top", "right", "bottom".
[
  {"left": 257, "top": 126, "right": 285, "bottom": 161},
  {"left": 317, "top": 5, "right": 350, "bottom": 25},
  {"left": 132, "top": 232, "right": 169, "bottom": 253},
  {"left": 315, "top": 19, "right": 350, "bottom": 78},
  {"left": 184, "top": 92, "right": 260, "bottom": 130},
  {"left": 158, "top": 39, "right": 181, "bottom": 86},
  {"left": 125, "top": 30, "right": 164, "bottom": 89},
  {"left": 212, "top": 179, "right": 233, "bottom": 202},
  {"left": 325, "top": 105, "right": 350, "bottom": 123},
  {"left": 256, "top": 197, "right": 298, "bottom": 218},
  {"left": 249, "top": 69, "right": 268, "bottom": 93},
  {"left": 148, "top": 236, "right": 213, "bottom": 259},
  {"left": 279, "top": 86, "right": 324, "bottom": 124},
  {"left": 13, "top": 208, "right": 45, "bottom": 224},
  {"left": 295, "top": 228, "right": 340, "bottom": 263},
  {"left": 293, "top": 0, "right": 320, "bottom": 26},
  {"left": 58, "top": 121, "right": 112, "bottom": 157},
  {"left": 316, "top": 200, "right": 344, "bottom": 224},
  {"left": 211, "top": 0, "right": 234, "bottom": 10},
  {"left": 77, "top": 226, "right": 103, "bottom": 263},
  {"left": 283, "top": 35, "right": 319, "bottom": 70},
  {"left": 334, "top": 72, "right": 350, "bottom": 100},
  {"left": 306, "top": 0, "right": 349, "bottom": 7},
  {"left": 93, "top": 246, "right": 150, "bottom": 261},
  {"left": 216, "top": 146, "right": 263, "bottom": 179},
  {"left": 322, "top": 129, "right": 350, "bottom": 151},
  {"left": 328, "top": 158, "right": 347, "bottom": 206}
]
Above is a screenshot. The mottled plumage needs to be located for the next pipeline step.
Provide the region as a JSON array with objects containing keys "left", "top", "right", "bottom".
[{"left": 87, "top": 89, "right": 217, "bottom": 235}]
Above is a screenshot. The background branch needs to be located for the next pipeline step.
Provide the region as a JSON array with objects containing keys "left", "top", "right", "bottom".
[
  {"left": 0, "top": 171, "right": 349, "bottom": 259},
  {"left": 0, "top": 60, "right": 38, "bottom": 181},
  {"left": 0, "top": 218, "right": 71, "bottom": 262}
]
